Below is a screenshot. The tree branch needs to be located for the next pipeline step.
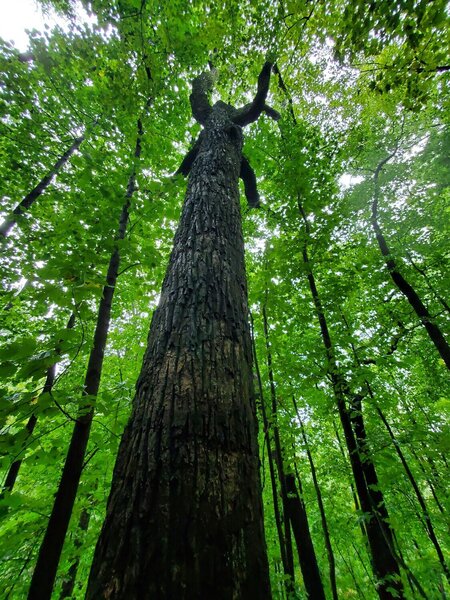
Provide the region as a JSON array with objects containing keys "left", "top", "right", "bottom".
[
  {"left": 263, "top": 104, "right": 281, "bottom": 121},
  {"left": 233, "top": 62, "right": 274, "bottom": 127},
  {"left": 175, "top": 135, "right": 201, "bottom": 176},
  {"left": 240, "top": 156, "right": 260, "bottom": 207}
]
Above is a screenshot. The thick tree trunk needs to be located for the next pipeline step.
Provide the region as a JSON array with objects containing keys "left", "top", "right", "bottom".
[
  {"left": 0, "top": 135, "right": 84, "bottom": 237},
  {"left": 86, "top": 102, "right": 271, "bottom": 599},
  {"left": 27, "top": 121, "right": 141, "bottom": 600}
]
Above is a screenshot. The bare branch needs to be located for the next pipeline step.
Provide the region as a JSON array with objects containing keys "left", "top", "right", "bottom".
[
  {"left": 175, "top": 135, "right": 201, "bottom": 176},
  {"left": 263, "top": 104, "right": 281, "bottom": 121},
  {"left": 233, "top": 62, "right": 274, "bottom": 127},
  {"left": 240, "top": 156, "right": 260, "bottom": 207}
]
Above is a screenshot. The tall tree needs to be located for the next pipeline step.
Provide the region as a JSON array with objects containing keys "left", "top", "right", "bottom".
[{"left": 86, "top": 62, "right": 277, "bottom": 599}]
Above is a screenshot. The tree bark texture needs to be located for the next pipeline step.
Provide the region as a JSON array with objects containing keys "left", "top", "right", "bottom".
[{"left": 87, "top": 102, "right": 271, "bottom": 599}]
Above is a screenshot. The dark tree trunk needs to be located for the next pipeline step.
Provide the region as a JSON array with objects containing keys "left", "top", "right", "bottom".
[
  {"left": 299, "top": 199, "right": 404, "bottom": 600},
  {"left": 262, "top": 300, "right": 325, "bottom": 599},
  {"left": 375, "top": 402, "right": 450, "bottom": 582},
  {"left": 251, "top": 314, "right": 291, "bottom": 587},
  {"left": 262, "top": 303, "right": 296, "bottom": 587},
  {"left": 3, "top": 312, "right": 76, "bottom": 492},
  {"left": 59, "top": 507, "right": 90, "bottom": 599},
  {"left": 27, "top": 119, "right": 142, "bottom": 600},
  {"left": 285, "top": 473, "right": 326, "bottom": 600},
  {"left": 371, "top": 158, "right": 450, "bottom": 369},
  {"left": 0, "top": 135, "right": 84, "bottom": 237},
  {"left": 295, "top": 404, "right": 339, "bottom": 600},
  {"left": 86, "top": 68, "right": 275, "bottom": 598}
]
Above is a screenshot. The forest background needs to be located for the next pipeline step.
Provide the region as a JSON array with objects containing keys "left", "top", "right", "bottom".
[{"left": 0, "top": 0, "right": 448, "bottom": 598}]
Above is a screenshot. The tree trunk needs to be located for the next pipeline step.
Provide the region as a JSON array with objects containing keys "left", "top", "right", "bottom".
[
  {"left": 59, "top": 507, "right": 90, "bottom": 599},
  {"left": 285, "top": 473, "right": 326, "bottom": 600},
  {"left": 86, "top": 99, "right": 271, "bottom": 599},
  {"left": 262, "top": 300, "right": 325, "bottom": 599},
  {"left": 299, "top": 198, "right": 404, "bottom": 600},
  {"left": 375, "top": 402, "right": 450, "bottom": 582},
  {"left": 371, "top": 159, "right": 450, "bottom": 369},
  {"left": 295, "top": 404, "right": 339, "bottom": 600},
  {"left": 0, "top": 135, "right": 84, "bottom": 237},
  {"left": 27, "top": 119, "right": 142, "bottom": 600},
  {"left": 251, "top": 314, "right": 291, "bottom": 588},
  {"left": 262, "top": 303, "right": 296, "bottom": 588}
]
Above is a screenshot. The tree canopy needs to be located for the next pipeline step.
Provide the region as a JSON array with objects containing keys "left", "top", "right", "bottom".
[{"left": 0, "top": 0, "right": 448, "bottom": 598}]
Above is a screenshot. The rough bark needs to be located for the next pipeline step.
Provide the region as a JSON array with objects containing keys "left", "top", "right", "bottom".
[
  {"left": 86, "top": 85, "right": 272, "bottom": 598},
  {"left": 0, "top": 136, "right": 84, "bottom": 238},
  {"left": 27, "top": 119, "right": 142, "bottom": 600}
]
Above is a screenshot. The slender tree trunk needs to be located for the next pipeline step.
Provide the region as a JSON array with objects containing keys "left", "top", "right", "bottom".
[
  {"left": 299, "top": 199, "right": 404, "bottom": 600},
  {"left": 59, "top": 507, "right": 90, "bottom": 599},
  {"left": 86, "top": 97, "right": 271, "bottom": 599},
  {"left": 251, "top": 314, "right": 291, "bottom": 588},
  {"left": 27, "top": 118, "right": 142, "bottom": 600},
  {"left": 333, "top": 421, "right": 368, "bottom": 541},
  {"left": 295, "top": 403, "right": 339, "bottom": 600},
  {"left": 285, "top": 473, "right": 326, "bottom": 600},
  {"left": 371, "top": 158, "right": 450, "bottom": 368},
  {"left": 0, "top": 136, "right": 84, "bottom": 237},
  {"left": 375, "top": 401, "right": 450, "bottom": 582},
  {"left": 262, "top": 302, "right": 325, "bottom": 600},
  {"left": 3, "top": 312, "right": 76, "bottom": 492},
  {"left": 262, "top": 303, "right": 296, "bottom": 586}
]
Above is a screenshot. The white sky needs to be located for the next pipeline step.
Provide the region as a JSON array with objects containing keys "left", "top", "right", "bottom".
[{"left": 0, "top": 0, "right": 58, "bottom": 50}]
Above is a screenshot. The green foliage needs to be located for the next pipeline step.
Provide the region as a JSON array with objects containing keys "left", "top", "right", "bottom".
[{"left": 0, "top": 0, "right": 449, "bottom": 598}]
